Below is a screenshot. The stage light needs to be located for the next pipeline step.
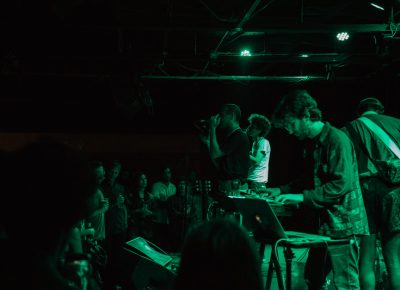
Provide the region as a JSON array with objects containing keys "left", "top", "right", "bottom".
[
  {"left": 370, "top": 2, "right": 385, "bottom": 10},
  {"left": 299, "top": 54, "right": 309, "bottom": 58},
  {"left": 240, "top": 49, "right": 252, "bottom": 56},
  {"left": 336, "top": 32, "right": 350, "bottom": 41}
]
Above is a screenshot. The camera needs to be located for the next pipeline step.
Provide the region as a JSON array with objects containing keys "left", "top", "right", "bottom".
[{"left": 193, "top": 119, "right": 210, "bottom": 135}]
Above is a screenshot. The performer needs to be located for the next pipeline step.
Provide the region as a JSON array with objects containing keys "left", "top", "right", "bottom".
[
  {"left": 266, "top": 89, "right": 369, "bottom": 289},
  {"left": 200, "top": 103, "right": 250, "bottom": 195},
  {"left": 342, "top": 97, "right": 400, "bottom": 290},
  {"left": 246, "top": 113, "right": 271, "bottom": 194}
]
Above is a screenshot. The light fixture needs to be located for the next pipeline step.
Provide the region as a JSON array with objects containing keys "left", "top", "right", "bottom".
[
  {"left": 336, "top": 32, "right": 350, "bottom": 41},
  {"left": 240, "top": 49, "right": 252, "bottom": 56},
  {"left": 370, "top": 2, "right": 385, "bottom": 10}
]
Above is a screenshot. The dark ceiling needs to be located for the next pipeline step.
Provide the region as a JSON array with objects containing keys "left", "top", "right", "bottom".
[{"left": 1, "top": 0, "right": 400, "bottom": 132}]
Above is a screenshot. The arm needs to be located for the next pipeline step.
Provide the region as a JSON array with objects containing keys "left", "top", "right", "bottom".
[
  {"left": 303, "top": 132, "right": 357, "bottom": 209},
  {"left": 209, "top": 115, "right": 224, "bottom": 165},
  {"left": 250, "top": 139, "right": 270, "bottom": 165},
  {"left": 68, "top": 226, "right": 83, "bottom": 254},
  {"left": 88, "top": 198, "right": 109, "bottom": 218},
  {"left": 149, "top": 183, "right": 160, "bottom": 200}
]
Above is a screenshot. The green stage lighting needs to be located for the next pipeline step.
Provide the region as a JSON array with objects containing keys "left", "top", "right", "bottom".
[
  {"left": 336, "top": 32, "right": 350, "bottom": 41},
  {"left": 240, "top": 49, "right": 252, "bottom": 56}
]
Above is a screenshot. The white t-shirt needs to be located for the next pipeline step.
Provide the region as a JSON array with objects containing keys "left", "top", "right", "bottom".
[{"left": 247, "top": 138, "right": 271, "bottom": 183}]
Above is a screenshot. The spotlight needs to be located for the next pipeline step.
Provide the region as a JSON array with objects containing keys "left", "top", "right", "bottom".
[
  {"left": 370, "top": 2, "right": 385, "bottom": 10},
  {"left": 336, "top": 32, "right": 350, "bottom": 41},
  {"left": 240, "top": 49, "right": 252, "bottom": 56}
]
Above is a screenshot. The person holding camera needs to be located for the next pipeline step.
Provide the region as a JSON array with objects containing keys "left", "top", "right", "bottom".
[{"left": 200, "top": 103, "right": 250, "bottom": 195}]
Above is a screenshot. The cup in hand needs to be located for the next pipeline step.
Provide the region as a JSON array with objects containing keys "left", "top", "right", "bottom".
[
  {"left": 116, "top": 194, "right": 125, "bottom": 208},
  {"left": 101, "top": 198, "right": 109, "bottom": 210}
]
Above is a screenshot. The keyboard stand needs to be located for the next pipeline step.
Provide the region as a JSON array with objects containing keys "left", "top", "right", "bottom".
[{"left": 261, "top": 238, "right": 350, "bottom": 290}]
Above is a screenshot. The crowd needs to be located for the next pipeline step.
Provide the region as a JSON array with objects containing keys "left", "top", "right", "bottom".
[{"left": 1, "top": 90, "right": 400, "bottom": 290}]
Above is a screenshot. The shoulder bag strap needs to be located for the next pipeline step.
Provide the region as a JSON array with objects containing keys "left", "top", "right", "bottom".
[{"left": 358, "top": 116, "right": 400, "bottom": 159}]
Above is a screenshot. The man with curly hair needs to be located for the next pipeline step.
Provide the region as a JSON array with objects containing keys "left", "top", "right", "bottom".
[{"left": 266, "top": 89, "right": 369, "bottom": 289}]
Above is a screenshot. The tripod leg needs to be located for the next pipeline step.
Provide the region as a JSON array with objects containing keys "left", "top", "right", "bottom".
[{"left": 265, "top": 249, "right": 274, "bottom": 290}]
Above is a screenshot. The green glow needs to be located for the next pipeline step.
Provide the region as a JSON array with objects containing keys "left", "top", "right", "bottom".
[
  {"left": 370, "top": 3, "right": 384, "bottom": 10},
  {"left": 336, "top": 32, "right": 350, "bottom": 41},
  {"left": 240, "top": 49, "right": 252, "bottom": 56}
]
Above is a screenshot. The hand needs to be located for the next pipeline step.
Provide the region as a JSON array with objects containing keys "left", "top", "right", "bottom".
[
  {"left": 101, "top": 198, "right": 109, "bottom": 212},
  {"left": 263, "top": 187, "right": 281, "bottom": 198},
  {"left": 159, "top": 193, "right": 169, "bottom": 202},
  {"left": 275, "top": 193, "right": 304, "bottom": 204},
  {"left": 85, "top": 228, "right": 95, "bottom": 237},
  {"left": 199, "top": 133, "right": 210, "bottom": 145},
  {"left": 209, "top": 114, "right": 221, "bottom": 130},
  {"left": 142, "top": 209, "right": 153, "bottom": 217}
]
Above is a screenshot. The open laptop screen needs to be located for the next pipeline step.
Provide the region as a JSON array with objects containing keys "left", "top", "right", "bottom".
[
  {"left": 228, "top": 196, "right": 288, "bottom": 240},
  {"left": 125, "top": 237, "right": 173, "bottom": 267}
]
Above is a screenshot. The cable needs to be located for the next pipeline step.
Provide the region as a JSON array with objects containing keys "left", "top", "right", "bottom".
[
  {"left": 296, "top": 248, "right": 310, "bottom": 262},
  {"left": 390, "top": 22, "right": 400, "bottom": 37},
  {"left": 251, "top": 0, "right": 279, "bottom": 19},
  {"left": 199, "top": 0, "right": 238, "bottom": 23}
]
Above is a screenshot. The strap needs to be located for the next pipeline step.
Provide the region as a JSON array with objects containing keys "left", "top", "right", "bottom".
[
  {"left": 358, "top": 117, "right": 400, "bottom": 159},
  {"left": 344, "top": 122, "right": 373, "bottom": 174}
]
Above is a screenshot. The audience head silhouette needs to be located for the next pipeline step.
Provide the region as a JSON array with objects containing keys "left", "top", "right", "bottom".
[
  {"left": 173, "top": 218, "right": 263, "bottom": 290},
  {"left": 1, "top": 140, "right": 99, "bottom": 289}
]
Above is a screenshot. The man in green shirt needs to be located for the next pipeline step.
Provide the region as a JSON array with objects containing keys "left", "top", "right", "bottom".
[{"left": 267, "top": 90, "right": 369, "bottom": 289}]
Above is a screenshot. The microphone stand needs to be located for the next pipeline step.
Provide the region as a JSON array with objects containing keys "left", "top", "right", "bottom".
[{"left": 181, "top": 185, "right": 188, "bottom": 248}]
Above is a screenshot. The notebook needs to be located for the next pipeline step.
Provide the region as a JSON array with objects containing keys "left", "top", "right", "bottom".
[{"left": 228, "top": 196, "right": 332, "bottom": 242}]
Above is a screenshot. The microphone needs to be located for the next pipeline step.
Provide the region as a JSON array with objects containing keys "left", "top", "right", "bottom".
[{"left": 193, "top": 119, "right": 210, "bottom": 134}]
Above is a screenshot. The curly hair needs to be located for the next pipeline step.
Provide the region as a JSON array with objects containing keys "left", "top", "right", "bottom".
[
  {"left": 248, "top": 113, "right": 271, "bottom": 137},
  {"left": 272, "top": 89, "right": 322, "bottom": 128}
]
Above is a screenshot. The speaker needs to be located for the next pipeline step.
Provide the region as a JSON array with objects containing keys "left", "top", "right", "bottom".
[{"left": 123, "top": 237, "right": 177, "bottom": 290}]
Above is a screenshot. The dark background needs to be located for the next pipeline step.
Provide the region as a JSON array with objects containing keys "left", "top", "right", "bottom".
[{"left": 0, "top": 0, "right": 399, "bottom": 185}]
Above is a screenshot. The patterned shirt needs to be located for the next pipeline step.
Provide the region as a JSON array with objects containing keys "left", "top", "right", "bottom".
[{"left": 281, "top": 122, "right": 369, "bottom": 238}]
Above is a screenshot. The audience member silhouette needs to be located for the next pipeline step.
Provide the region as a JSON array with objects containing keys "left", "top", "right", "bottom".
[
  {"left": 167, "top": 176, "right": 197, "bottom": 252},
  {"left": 150, "top": 166, "right": 177, "bottom": 250},
  {"left": 172, "top": 218, "right": 263, "bottom": 290},
  {"left": 126, "top": 171, "right": 155, "bottom": 240},
  {"left": 102, "top": 159, "right": 127, "bottom": 290},
  {"left": 86, "top": 161, "right": 108, "bottom": 243},
  {"left": 0, "top": 140, "right": 100, "bottom": 290},
  {"left": 185, "top": 169, "right": 204, "bottom": 225}
]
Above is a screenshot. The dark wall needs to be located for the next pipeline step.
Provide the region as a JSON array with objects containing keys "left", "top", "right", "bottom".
[{"left": 1, "top": 76, "right": 399, "bottom": 186}]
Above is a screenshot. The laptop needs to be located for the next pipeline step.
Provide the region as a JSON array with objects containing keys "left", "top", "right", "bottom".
[
  {"left": 228, "top": 196, "right": 332, "bottom": 242},
  {"left": 124, "top": 237, "right": 173, "bottom": 267}
]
